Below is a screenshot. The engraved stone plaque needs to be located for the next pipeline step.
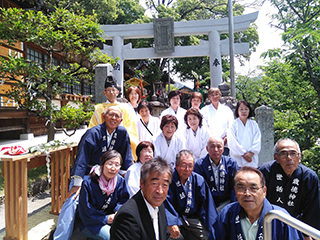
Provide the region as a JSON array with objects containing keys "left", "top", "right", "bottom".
[{"left": 153, "top": 18, "right": 174, "bottom": 53}]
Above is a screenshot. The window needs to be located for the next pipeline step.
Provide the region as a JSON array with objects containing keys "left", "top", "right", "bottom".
[
  {"left": 25, "top": 47, "right": 94, "bottom": 100},
  {"left": 26, "top": 48, "right": 43, "bottom": 64},
  {"left": 84, "top": 81, "right": 94, "bottom": 96},
  {"left": 73, "top": 79, "right": 81, "bottom": 94}
]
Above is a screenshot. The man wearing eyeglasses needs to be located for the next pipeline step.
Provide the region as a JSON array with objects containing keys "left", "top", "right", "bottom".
[
  {"left": 209, "top": 166, "right": 303, "bottom": 240},
  {"left": 88, "top": 75, "right": 139, "bottom": 160},
  {"left": 259, "top": 138, "right": 320, "bottom": 240},
  {"left": 53, "top": 106, "right": 133, "bottom": 240},
  {"left": 165, "top": 150, "right": 217, "bottom": 240}
]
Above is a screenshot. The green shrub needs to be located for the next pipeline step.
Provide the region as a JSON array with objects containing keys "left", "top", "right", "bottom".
[{"left": 302, "top": 145, "right": 320, "bottom": 179}]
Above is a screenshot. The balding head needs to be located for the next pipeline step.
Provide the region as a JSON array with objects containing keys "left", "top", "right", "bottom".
[
  {"left": 103, "top": 106, "right": 123, "bottom": 134},
  {"left": 206, "top": 136, "right": 224, "bottom": 165}
]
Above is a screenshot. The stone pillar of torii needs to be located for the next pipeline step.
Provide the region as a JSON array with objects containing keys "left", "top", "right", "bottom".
[{"left": 100, "top": 12, "right": 258, "bottom": 95}]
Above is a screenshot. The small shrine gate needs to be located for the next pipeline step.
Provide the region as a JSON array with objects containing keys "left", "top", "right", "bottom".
[{"left": 100, "top": 12, "right": 258, "bottom": 93}]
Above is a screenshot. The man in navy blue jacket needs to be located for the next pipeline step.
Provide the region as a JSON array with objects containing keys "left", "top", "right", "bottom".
[
  {"left": 54, "top": 106, "right": 132, "bottom": 240},
  {"left": 259, "top": 138, "right": 320, "bottom": 240},
  {"left": 210, "top": 166, "right": 303, "bottom": 240},
  {"left": 165, "top": 150, "right": 217, "bottom": 240},
  {"left": 194, "top": 136, "right": 238, "bottom": 211}
]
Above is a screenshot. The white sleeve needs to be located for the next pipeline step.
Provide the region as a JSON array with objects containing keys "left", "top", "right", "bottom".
[
  {"left": 227, "top": 120, "right": 247, "bottom": 157},
  {"left": 72, "top": 175, "right": 83, "bottom": 187},
  {"left": 199, "top": 128, "right": 210, "bottom": 159},
  {"left": 200, "top": 107, "right": 209, "bottom": 129},
  {"left": 125, "top": 166, "right": 140, "bottom": 198}
]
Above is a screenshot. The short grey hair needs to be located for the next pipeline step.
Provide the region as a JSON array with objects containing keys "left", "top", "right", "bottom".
[
  {"left": 140, "top": 157, "right": 173, "bottom": 184},
  {"left": 274, "top": 138, "right": 301, "bottom": 154},
  {"left": 176, "top": 149, "right": 195, "bottom": 166},
  {"left": 234, "top": 166, "right": 266, "bottom": 187},
  {"left": 104, "top": 106, "right": 123, "bottom": 118},
  {"left": 207, "top": 135, "right": 224, "bottom": 146}
]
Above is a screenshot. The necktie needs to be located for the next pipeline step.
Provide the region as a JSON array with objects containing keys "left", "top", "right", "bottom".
[{"left": 151, "top": 207, "right": 159, "bottom": 240}]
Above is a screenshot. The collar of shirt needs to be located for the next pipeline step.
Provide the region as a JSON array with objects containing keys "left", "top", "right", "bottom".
[
  {"left": 209, "top": 156, "right": 221, "bottom": 187},
  {"left": 210, "top": 102, "right": 220, "bottom": 110},
  {"left": 209, "top": 156, "right": 221, "bottom": 168},
  {"left": 182, "top": 177, "right": 191, "bottom": 194},
  {"left": 239, "top": 208, "right": 260, "bottom": 240},
  {"left": 106, "top": 100, "right": 118, "bottom": 104},
  {"left": 141, "top": 190, "right": 159, "bottom": 240},
  {"left": 170, "top": 106, "right": 179, "bottom": 115},
  {"left": 141, "top": 190, "right": 159, "bottom": 216},
  {"left": 106, "top": 129, "right": 116, "bottom": 146},
  {"left": 240, "top": 216, "right": 259, "bottom": 240}
]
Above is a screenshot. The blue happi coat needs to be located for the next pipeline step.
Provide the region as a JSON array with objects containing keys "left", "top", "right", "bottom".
[
  {"left": 259, "top": 160, "right": 320, "bottom": 230},
  {"left": 194, "top": 154, "right": 238, "bottom": 206},
  {"left": 77, "top": 175, "right": 129, "bottom": 234},
  {"left": 165, "top": 170, "right": 218, "bottom": 236},
  {"left": 71, "top": 123, "right": 133, "bottom": 178},
  {"left": 210, "top": 198, "right": 303, "bottom": 240}
]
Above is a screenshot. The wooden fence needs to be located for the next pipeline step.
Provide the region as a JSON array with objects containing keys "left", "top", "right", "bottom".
[{"left": 1, "top": 144, "right": 78, "bottom": 240}]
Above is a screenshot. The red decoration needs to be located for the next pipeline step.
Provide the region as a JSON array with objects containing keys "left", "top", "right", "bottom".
[{"left": 0, "top": 146, "right": 28, "bottom": 155}]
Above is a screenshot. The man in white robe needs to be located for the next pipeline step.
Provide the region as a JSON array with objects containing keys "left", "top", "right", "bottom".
[{"left": 200, "top": 88, "right": 234, "bottom": 154}]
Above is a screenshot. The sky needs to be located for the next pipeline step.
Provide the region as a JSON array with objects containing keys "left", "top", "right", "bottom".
[
  {"left": 139, "top": 0, "right": 284, "bottom": 87},
  {"left": 235, "top": 0, "right": 283, "bottom": 76}
]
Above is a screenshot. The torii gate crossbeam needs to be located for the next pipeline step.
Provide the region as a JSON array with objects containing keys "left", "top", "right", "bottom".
[{"left": 100, "top": 12, "right": 258, "bottom": 92}]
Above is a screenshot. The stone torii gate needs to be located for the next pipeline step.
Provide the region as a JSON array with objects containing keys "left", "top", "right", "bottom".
[{"left": 100, "top": 12, "right": 258, "bottom": 93}]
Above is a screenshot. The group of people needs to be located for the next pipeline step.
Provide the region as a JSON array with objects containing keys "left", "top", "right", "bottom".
[{"left": 52, "top": 76, "right": 320, "bottom": 240}]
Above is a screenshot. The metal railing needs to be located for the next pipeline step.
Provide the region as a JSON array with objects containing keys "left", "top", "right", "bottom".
[{"left": 263, "top": 210, "right": 320, "bottom": 240}]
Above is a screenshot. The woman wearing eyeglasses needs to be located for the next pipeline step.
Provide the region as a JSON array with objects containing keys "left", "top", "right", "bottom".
[
  {"left": 228, "top": 100, "right": 261, "bottom": 168},
  {"left": 77, "top": 150, "right": 129, "bottom": 240}
]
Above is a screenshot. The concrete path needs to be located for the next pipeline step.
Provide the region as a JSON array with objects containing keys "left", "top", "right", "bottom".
[{"left": 0, "top": 190, "right": 58, "bottom": 240}]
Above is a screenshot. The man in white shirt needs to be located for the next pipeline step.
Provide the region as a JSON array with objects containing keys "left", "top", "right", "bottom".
[{"left": 111, "top": 157, "right": 172, "bottom": 240}]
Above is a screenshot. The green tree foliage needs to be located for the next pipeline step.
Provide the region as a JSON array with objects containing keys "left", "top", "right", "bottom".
[
  {"left": 302, "top": 144, "right": 320, "bottom": 178},
  {"left": 57, "top": 0, "right": 145, "bottom": 24},
  {"left": 0, "top": 7, "right": 114, "bottom": 141},
  {"left": 268, "top": 0, "right": 320, "bottom": 105},
  {"left": 240, "top": 0, "right": 320, "bottom": 161},
  {"left": 52, "top": 100, "right": 94, "bottom": 136},
  {"left": 236, "top": 58, "right": 320, "bottom": 150}
]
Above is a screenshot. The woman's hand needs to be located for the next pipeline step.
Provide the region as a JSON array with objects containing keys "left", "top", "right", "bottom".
[{"left": 243, "top": 152, "right": 254, "bottom": 163}]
